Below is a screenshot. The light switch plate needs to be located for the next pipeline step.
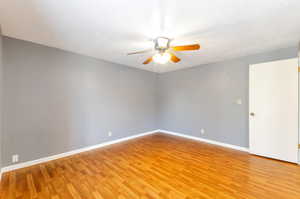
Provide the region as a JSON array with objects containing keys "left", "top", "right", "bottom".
[{"left": 236, "top": 98, "right": 242, "bottom": 105}]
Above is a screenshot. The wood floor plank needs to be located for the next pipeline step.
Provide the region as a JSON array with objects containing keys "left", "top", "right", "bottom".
[{"left": 1, "top": 133, "right": 300, "bottom": 199}]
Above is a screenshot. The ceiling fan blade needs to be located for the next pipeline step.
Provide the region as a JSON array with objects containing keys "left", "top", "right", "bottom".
[
  {"left": 127, "top": 49, "right": 152, "bottom": 55},
  {"left": 171, "top": 44, "right": 200, "bottom": 51},
  {"left": 143, "top": 57, "right": 153, "bottom": 64},
  {"left": 170, "top": 53, "right": 181, "bottom": 63}
]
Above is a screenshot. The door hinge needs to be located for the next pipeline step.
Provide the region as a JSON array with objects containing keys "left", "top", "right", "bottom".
[
  {"left": 298, "top": 67, "right": 300, "bottom": 72},
  {"left": 298, "top": 144, "right": 300, "bottom": 149}
]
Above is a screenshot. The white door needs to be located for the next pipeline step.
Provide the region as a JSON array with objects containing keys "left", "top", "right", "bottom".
[{"left": 249, "top": 58, "right": 298, "bottom": 163}]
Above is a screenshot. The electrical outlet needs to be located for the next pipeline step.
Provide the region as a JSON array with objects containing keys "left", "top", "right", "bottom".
[
  {"left": 108, "top": 131, "right": 112, "bottom": 137},
  {"left": 12, "top": 154, "right": 19, "bottom": 163},
  {"left": 200, "top": 129, "right": 205, "bottom": 135}
]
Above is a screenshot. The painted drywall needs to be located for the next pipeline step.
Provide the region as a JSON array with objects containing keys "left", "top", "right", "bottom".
[
  {"left": 298, "top": 43, "right": 300, "bottom": 162},
  {"left": 1, "top": 35, "right": 298, "bottom": 167},
  {"left": 2, "top": 1, "right": 300, "bottom": 73},
  {"left": 2, "top": 37, "right": 158, "bottom": 166},
  {"left": 158, "top": 47, "right": 298, "bottom": 147},
  {"left": 0, "top": 27, "right": 3, "bottom": 169}
]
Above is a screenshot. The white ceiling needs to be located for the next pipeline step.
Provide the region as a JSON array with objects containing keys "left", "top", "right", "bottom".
[{"left": 1, "top": 0, "right": 300, "bottom": 73}]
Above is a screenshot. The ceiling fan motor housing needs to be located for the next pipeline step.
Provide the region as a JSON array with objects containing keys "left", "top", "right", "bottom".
[{"left": 154, "top": 37, "right": 170, "bottom": 53}]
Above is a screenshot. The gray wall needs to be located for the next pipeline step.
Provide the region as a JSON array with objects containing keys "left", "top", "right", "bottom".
[
  {"left": 158, "top": 47, "right": 298, "bottom": 147},
  {"left": 2, "top": 35, "right": 298, "bottom": 167},
  {"left": 0, "top": 28, "right": 3, "bottom": 168},
  {"left": 2, "top": 37, "right": 158, "bottom": 166}
]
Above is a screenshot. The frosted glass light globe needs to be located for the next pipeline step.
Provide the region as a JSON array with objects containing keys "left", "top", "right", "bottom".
[{"left": 153, "top": 52, "right": 171, "bottom": 64}]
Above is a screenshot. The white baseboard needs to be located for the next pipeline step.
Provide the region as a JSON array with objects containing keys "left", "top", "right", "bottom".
[
  {"left": 1, "top": 130, "right": 159, "bottom": 173},
  {"left": 1, "top": 129, "right": 249, "bottom": 174},
  {"left": 159, "top": 129, "right": 249, "bottom": 152}
]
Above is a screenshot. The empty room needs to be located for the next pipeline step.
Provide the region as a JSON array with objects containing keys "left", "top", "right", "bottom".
[{"left": 1, "top": 1, "right": 300, "bottom": 198}]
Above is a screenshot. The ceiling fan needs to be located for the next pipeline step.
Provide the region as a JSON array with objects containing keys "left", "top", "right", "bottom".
[{"left": 127, "top": 37, "right": 200, "bottom": 65}]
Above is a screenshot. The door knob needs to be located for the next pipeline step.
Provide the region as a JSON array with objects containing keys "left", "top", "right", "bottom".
[{"left": 250, "top": 112, "right": 255, "bottom": 116}]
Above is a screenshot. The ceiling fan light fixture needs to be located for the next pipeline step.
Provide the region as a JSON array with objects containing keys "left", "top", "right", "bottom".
[
  {"left": 128, "top": 36, "right": 200, "bottom": 65},
  {"left": 153, "top": 52, "right": 171, "bottom": 64}
]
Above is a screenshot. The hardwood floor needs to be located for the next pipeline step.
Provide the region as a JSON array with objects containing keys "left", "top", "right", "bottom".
[{"left": 1, "top": 133, "right": 300, "bottom": 199}]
